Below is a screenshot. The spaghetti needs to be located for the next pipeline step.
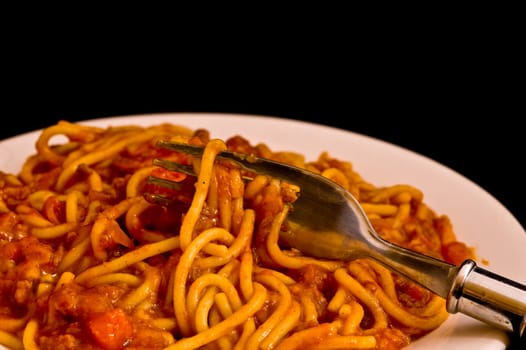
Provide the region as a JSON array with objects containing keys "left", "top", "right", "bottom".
[{"left": 0, "top": 120, "right": 475, "bottom": 350}]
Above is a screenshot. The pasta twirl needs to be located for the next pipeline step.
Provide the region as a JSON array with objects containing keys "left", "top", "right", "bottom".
[{"left": 0, "top": 120, "right": 475, "bottom": 350}]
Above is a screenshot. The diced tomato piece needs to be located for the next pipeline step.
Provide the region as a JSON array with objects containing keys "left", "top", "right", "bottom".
[{"left": 86, "top": 308, "right": 133, "bottom": 350}]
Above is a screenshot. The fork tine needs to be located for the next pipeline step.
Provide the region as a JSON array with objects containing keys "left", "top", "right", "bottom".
[
  {"left": 144, "top": 175, "right": 184, "bottom": 206},
  {"left": 156, "top": 140, "right": 207, "bottom": 157},
  {"left": 147, "top": 140, "right": 347, "bottom": 231},
  {"left": 146, "top": 141, "right": 261, "bottom": 207},
  {"left": 152, "top": 158, "right": 196, "bottom": 177},
  {"left": 146, "top": 175, "right": 185, "bottom": 191},
  {"left": 150, "top": 140, "right": 348, "bottom": 208},
  {"left": 154, "top": 141, "right": 261, "bottom": 182},
  {"left": 145, "top": 155, "right": 197, "bottom": 206},
  {"left": 145, "top": 146, "right": 199, "bottom": 206},
  {"left": 143, "top": 192, "right": 177, "bottom": 207},
  {"left": 154, "top": 140, "right": 318, "bottom": 187},
  {"left": 144, "top": 172, "right": 199, "bottom": 206}
]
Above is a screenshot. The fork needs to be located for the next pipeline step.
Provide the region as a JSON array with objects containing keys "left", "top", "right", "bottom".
[{"left": 145, "top": 140, "right": 526, "bottom": 338}]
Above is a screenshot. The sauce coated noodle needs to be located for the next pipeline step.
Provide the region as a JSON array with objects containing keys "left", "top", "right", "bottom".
[{"left": 0, "top": 121, "right": 474, "bottom": 350}]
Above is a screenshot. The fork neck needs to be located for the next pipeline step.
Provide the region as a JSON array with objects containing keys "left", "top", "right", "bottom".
[{"left": 365, "top": 232, "right": 458, "bottom": 298}]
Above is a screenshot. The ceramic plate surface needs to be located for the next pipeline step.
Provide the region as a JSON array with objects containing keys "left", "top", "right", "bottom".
[{"left": 1, "top": 113, "right": 524, "bottom": 349}]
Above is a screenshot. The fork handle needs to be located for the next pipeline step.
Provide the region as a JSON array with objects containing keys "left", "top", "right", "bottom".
[{"left": 447, "top": 259, "right": 526, "bottom": 338}]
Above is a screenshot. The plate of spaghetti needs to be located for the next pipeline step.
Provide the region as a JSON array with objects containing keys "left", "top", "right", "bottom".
[{"left": 0, "top": 113, "right": 524, "bottom": 350}]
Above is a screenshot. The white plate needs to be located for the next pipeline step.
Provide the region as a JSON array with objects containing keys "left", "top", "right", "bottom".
[{"left": 1, "top": 113, "right": 524, "bottom": 350}]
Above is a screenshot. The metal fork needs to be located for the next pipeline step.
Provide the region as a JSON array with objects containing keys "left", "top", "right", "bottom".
[{"left": 146, "top": 140, "right": 526, "bottom": 338}]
